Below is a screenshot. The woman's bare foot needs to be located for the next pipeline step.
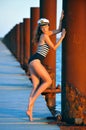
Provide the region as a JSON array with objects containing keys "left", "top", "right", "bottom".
[
  {"left": 26, "top": 110, "right": 33, "bottom": 121},
  {"left": 26, "top": 100, "right": 34, "bottom": 121}
]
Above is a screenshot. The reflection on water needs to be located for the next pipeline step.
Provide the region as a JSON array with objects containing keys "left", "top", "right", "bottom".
[{"left": 60, "top": 126, "right": 86, "bottom": 130}]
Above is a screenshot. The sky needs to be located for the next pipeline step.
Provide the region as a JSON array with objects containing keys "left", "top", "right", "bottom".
[{"left": 0, "top": 0, "right": 62, "bottom": 37}]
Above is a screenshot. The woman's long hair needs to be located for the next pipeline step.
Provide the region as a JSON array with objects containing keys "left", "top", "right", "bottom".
[{"left": 32, "top": 25, "right": 43, "bottom": 44}]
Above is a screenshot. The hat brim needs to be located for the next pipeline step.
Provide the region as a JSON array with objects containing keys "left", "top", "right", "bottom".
[{"left": 39, "top": 22, "right": 49, "bottom": 26}]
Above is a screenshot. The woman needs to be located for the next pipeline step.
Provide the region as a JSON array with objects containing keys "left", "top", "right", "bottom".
[{"left": 26, "top": 13, "right": 66, "bottom": 121}]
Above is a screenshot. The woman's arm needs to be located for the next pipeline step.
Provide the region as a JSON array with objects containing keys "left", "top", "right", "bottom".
[
  {"left": 54, "top": 29, "right": 66, "bottom": 50},
  {"left": 48, "top": 11, "right": 64, "bottom": 36},
  {"left": 44, "top": 28, "right": 66, "bottom": 50}
]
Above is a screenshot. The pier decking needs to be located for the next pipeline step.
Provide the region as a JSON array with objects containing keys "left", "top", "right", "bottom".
[
  {"left": 0, "top": 40, "right": 86, "bottom": 130},
  {"left": 0, "top": 40, "right": 60, "bottom": 130}
]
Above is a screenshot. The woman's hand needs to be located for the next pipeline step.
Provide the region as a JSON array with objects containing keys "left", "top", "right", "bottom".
[
  {"left": 55, "top": 10, "right": 64, "bottom": 34},
  {"left": 61, "top": 28, "right": 66, "bottom": 39},
  {"left": 60, "top": 10, "right": 64, "bottom": 21}
]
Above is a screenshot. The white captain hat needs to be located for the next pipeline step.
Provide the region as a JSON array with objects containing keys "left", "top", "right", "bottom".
[{"left": 37, "top": 18, "right": 50, "bottom": 26}]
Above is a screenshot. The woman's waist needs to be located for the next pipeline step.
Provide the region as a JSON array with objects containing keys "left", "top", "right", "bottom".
[{"left": 28, "top": 53, "right": 45, "bottom": 63}]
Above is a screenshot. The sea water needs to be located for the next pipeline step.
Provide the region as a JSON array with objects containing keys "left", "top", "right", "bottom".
[{"left": 56, "top": 44, "right": 62, "bottom": 112}]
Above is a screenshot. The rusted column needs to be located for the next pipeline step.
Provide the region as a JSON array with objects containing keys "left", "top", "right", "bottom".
[
  {"left": 3, "top": 31, "right": 11, "bottom": 50},
  {"left": 9, "top": 27, "right": 14, "bottom": 54},
  {"left": 40, "top": 0, "right": 56, "bottom": 74},
  {"left": 20, "top": 23, "right": 24, "bottom": 66},
  {"left": 30, "top": 7, "right": 40, "bottom": 55},
  {"left": 23, "top": 18, "right": 30, "bottom": 71},
  {"left": 13, "top": 26, "right": 16, "bottom": 56},
  {"left": 11, "top": 26, "right": 16, "bottom": 56},
  {"left": 12, "top": 25, "right": 17, "bottom": 57},
  {"left": 15, "top": 24, "right": 20, "bottom": 61},
  {"left": 8, "top": 31, "right": 12, "bottom": 51},
  {"left": 62, "top": 0, "right": 86, "bottom": 124},
  {"left": 40, "top": 0, "right": 57, "bottom": 116}
]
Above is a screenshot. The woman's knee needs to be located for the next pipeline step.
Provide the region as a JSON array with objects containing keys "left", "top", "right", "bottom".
[{"left": 47, "top": 78, "right": 52, "bottom": 86}]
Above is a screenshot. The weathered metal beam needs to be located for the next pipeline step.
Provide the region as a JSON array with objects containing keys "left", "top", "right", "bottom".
[
  {"left": 23, "top": 18, "right": 30, "bottom": 70},
  {"left": 30, "top": 7, "right": 40, "bottom": 56},
  {"left": 40, "top": 0, "right": 57, "bottom": 115},
  {"left": 15, "top": 24, "right": 20, "bottom": 61},
  {"left": 62, "top": 0, "right": 86, "bottom": 125},
  {"left": 20, "top": 23, "right": 24, "bottom": 65}
]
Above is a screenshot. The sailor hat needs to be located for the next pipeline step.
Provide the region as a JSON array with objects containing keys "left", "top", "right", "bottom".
[{"left": 37, "top": 18, "right": 49, "bottom": 26}]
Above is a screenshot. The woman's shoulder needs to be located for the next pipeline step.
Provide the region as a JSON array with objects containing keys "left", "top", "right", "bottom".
[
  {"left": 40, "top": 34, "right": 47, "bottom": 40},
  {"left": 39, "top": 34, "right": 48, "bottom": 45},
  {"left": 41, "top": 34, "right": 49, "bottom": 39}
]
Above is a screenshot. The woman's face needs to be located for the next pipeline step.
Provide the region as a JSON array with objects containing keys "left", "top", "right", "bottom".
[{"left": 40, "top": 24, "right": 49, "bottom": 34}]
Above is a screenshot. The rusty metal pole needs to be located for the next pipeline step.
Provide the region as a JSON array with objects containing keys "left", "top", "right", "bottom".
[
  {"left": 26, "top": 7, "right": 40, "bottom": 79},
  {"left": 15, "top": 24, "right": 20, "bottom": 61},
  {"left": 62, "top": 0, "right": 86, "bottom": 124},
  {"left": 12, "top": 26, "right": 16, "bottom": 57},
  {"left": 13, "top": 25, "right": 17, "bottom": 58},
  {"left": 8, "top": 29, "right": 12, "bottom": 51},
  {"left": 10, "top": 27, "right": 14, "bottom": 55},
  {"left": 30, "top": 7, "right": 40, "bottom": 56},
  {"left": 13, "top": 25, "right": 16, "bottom": 57},
  {"left": 8, "top": 31, "right": 11, "bottom": 51},
  {"left": 40, "top": 0, "right": 57, "bottom": 116},
  {"left": 23, "top": 18, "right": 30, "bottom": 72},
  {"left": 20, "top": 23, "right": 24, "bottom": 66}
]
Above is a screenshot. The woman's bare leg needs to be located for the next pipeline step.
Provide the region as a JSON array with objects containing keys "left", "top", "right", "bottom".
[
  {"left": 26, "top": 64, "right": 40, "bottom": 121},
  {"left": 29, "top": 60, "right": 52, "bottom": 114},
  {"left": 29, "top": 66, "right": 40, "bottom": 98}
]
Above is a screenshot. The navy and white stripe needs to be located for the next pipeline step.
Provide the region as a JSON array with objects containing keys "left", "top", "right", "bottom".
[{"left": 36, "top": 43, "right": 50, "bottom": 57}]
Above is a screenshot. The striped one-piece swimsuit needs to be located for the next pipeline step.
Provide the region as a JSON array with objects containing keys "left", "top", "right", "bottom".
[{"left": 36, "top": 43, "right": 50, "bottom": 57}]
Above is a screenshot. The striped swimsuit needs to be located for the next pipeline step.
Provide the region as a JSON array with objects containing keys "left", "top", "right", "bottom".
[
  {"left": 28, "top": 43, "right": 50, "bottom": 63},
  {"left": 36, "top": 43, "right": 49, "bottom": 57}
]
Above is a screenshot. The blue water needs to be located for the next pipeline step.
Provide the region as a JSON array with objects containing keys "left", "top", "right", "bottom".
[{"left": 56, "top": 44, "right": 62, "bottom": 111}]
